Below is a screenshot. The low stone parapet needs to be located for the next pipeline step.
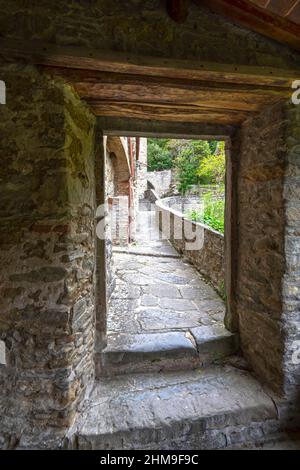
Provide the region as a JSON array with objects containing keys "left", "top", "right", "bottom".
[{"left": 155, "top": 198, "right": 224, "bottom": 295}]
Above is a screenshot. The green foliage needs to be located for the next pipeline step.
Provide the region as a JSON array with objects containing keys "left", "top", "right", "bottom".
[
  {"left": 172, "top": 140, "right": 212, "bottom": 193},
  {"left": 208, "top": 140, "right": 218, "bottom": 155},
  {"left": 186, "top": 191, "right": 225, "bottom": 234},
  {"left": 147, "top": 138, "right": 226, "bottom": 196},
  {"left": 218, "top": 280, "right": 227, "bottom": 301},
  {"left": 197, "top": 141, "right": 226, "bottom": 185},
  {"left": 147, "top": 138, "right": 173, "bottom": 171}
]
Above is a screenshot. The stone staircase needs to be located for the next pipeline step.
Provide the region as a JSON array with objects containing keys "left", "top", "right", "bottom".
[{"left": 73, "top": 364, "right": 284, "bottom": 450}]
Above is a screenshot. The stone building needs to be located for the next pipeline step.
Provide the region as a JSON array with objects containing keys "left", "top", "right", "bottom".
[
  {"left": 0, "top": 0, "right": 300, "bottom": 450},
  {"left": 105, "top": 135, "right": 141, "bottom": 246}
]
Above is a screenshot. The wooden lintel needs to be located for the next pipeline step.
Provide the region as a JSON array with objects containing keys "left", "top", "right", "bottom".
[
  {"left": 88, "top": 98, "right": 257, "bottom": 115},
  {"left": 78, "top": 83, "right": 282, "bottom": 113},
  {"left": 1, "top": 39, "right": 299, "bottom": 88},
  {"left": 97, "top": 116, "right": 235, "bottom": 139},
  {"left": 89, "top": 100, "right": 249, "bottom": 125},
  {"left": 40, "top": 66, "right": 291, "bottom": 95}
]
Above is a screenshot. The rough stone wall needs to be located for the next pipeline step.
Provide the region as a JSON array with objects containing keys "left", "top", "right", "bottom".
[
  {"left": 156, "top": 200, "right": 225, "bottom": 294},
  {"left": 136, "top": 138, "right": 148, "bottom": 200},
  {"left": 144, "top": 188, "right": 159, "bottom": 204},
  {"left": 0, "top": 63, "right": 96, "bottom": 448},
  {"left": 281, "top": 103, "right": 300, "bottom": 425},
  {"left": 105, "top": 136, "right": 131, "bottom": 247},
  {"left": 162, "top": 195, "right": 205, "bottom": 214},
  {"left": 106, "top": 137, "right": 130, "bottom": 197},
  {"left": 109, "top": 197, "right": 129, "bottom": 247},
  {"left": 146, "top": 169, "right": 174, "bottom": 197},
  {"left": 104, "top": 144, "right": 115, "bottom": 302},
  {"left": 1, "top": 1, "right": 300, "bottom": 70},
  {"left": 236, "top": 102, "right": 286, "bottom": 394},
  {"left": 105, "top": 151, "right": 116, "bottom": 198}
]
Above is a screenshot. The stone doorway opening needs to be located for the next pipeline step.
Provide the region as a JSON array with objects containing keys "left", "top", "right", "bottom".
[
  {"left": 75, "top": 128, "right": 286, "bottom": 450},
  {"left": 2, "top": 0, "right": 300, "bottom": 449},
  {"left": 97, "top": 135, "right": 238, "bottom": 378}
]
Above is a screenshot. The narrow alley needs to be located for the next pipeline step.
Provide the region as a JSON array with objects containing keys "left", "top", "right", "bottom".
[{"left": 102, "top": 201, "right": 235, "bottom": 376}]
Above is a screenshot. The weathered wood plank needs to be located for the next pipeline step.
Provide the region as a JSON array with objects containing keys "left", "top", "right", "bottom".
[
  {"left": 77, "top": 84, "right": 280, "bottom": 112},
  {"left": 1, "top": 39, "right": 299, "bottom": 87},
  {"left": 41, "top": 67, "right": 291, "bottom": 96},
  {"left": 90, "top": 101, "right": 249, "bottom": 124},
  {"left": 97, "top": 117, "right": 235, "bottom": 139},
  {"left": 41, "top": 67, "right": 286, "bottom": 113}
]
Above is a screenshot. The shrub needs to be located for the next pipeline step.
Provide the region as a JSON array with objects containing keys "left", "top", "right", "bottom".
[
  {"left": 146, "top": 138, "right": 225, "bottom": 196},
  {"left": 197, "top": 141, "right": 225, "bottom": 185},
  {"left": 173, "top": 140, "right": 212, "bottom": 193},
  {"left": 147, "top": 138, "right": 173, "bottom": 171},
  {"left": 186, "top": 191, "right": 224, "bottom": 233}
]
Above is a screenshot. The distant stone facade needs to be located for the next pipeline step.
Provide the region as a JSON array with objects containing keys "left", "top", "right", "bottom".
[
  {"left": 146, "top": 169, "right": 174, "bottom": 197},
  {"left": 161, "top": 195, "right": 204, "bottom": 214},
  {"left": 136, "top": 138, "right": 148, "bottom": 200}
]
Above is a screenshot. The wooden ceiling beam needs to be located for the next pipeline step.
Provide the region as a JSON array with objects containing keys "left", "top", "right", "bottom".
[
  {"left": 2, "top": 39, "right": 299, "bottom": 88},
  {"left": 81, "top": 86, "right": 279, "bottom": 112},
  {"left": 89, "top": 100, "right": 250, "bottom": 125},
  {"left": 41, "top": 66, "right": 291, "bottom": 96},
  {"left": 40, "top": 65, "right": 285, "bottom": 115},
  {"left": 98, "top": 117, "right": 235, "bottom": 139}
]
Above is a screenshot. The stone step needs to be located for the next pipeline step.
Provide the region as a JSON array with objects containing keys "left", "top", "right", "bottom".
[
  {"left": 100, "top": 326, "right": 239, "bottom": 376},
  {"left": 74, "top": 365, "right": 279, "bottom": 450}
]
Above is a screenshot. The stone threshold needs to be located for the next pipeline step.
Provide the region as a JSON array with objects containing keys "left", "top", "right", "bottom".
[
  {"left": 100, "top": 325, "right": 238, "bottom": 376},
  {"left": 73, "top": 365, "right": 280, "bottom": 450}
]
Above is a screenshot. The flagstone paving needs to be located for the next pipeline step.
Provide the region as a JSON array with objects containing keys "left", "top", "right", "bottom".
[
  {"left": 107, "top": 208, "right": 226, "bottom": 346},
  {"left": 80, "top": 208, "right": 289, "bottom": 450}
]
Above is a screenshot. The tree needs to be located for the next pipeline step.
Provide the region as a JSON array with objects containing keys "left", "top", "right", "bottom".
[
  {"left": 146, "top": 138, "right": 226, "bottom": 192},
  {"left": 208, "top": 140, "right": 218, "bottom": 155},
  {"left": 173, "top": 140, "right": 211, "bottom": 193},
  {"left": 147, "top": 138, "right": 173, "bottom": 171},
  {"left": 197, "top": 141, "right": 225, "bottom": 185}
]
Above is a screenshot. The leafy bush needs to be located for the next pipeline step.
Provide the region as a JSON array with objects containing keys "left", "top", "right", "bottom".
[
  {"left": 146, "top": 138, "right": 225, "bottom": 196},
  {"left": 186, "top": 191, "right": 224, "bottom": 233},
  {"left": 172, "top": 140, "right": 212, "bottom": 193},
  {"left": 147, "top": 138, "right": 173, "bottom": 171},
  {"left": 197, "top": 142, "right": 225, "bottom": 185}
]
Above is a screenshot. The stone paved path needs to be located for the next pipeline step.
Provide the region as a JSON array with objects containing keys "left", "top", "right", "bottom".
[
  {"left": 76, "top": 365, "right": 278, "bottom": 450},
  {"left": 83, "top": 209, "right": 288, "bottom": 450},
  {"left": 108, "top": 208, "right": 225, "bottom": 337}
]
